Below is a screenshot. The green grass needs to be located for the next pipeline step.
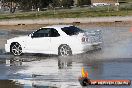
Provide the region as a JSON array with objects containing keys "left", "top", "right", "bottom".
[{"left": 0, "top": 7, "right": 132, "bottom": 20}]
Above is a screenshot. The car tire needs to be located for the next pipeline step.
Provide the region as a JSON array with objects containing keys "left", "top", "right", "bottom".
[
  {"left": 10, "top": 42, "right": 22, "bottom": 56},
  {"left": 58, "top": 45, "right": 72, "bottom": 56}
]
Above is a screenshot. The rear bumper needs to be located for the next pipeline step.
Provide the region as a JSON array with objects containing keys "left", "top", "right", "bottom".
[
  {"left": 72, "top": 42, "right": 102, "bottom": 54},
  {"left": 83, "top": 42, "right": 102, "bottom": 51}
]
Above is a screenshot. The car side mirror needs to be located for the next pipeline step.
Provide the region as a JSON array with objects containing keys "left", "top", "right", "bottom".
[
  {"left": 31, "top": 34, "right": 34, "bottom": 38},
  {"left": 28, "top": 33, "right": 34, "bottom": 38}
]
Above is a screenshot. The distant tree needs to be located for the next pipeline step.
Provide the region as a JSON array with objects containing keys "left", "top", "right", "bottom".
[
  {"left": 40, "top": 0, "right": 52, "bottom": 8},
  {"left": 47, "top": 0, "right": 61, "bottom": 9},
  {"left": 2, "top": 0, "right": 19, "bottom": 13},
  {"left": 77, "top": 0, "right": 91, "bottom": 6},
  {"left": 52, "top": 0, "right": 61, "bottom": 7},
  {"left": 61, "top": 0, "right": 74, "bottom": 8},
  {"left": 2, "top": 0, "right": 72, "bottom": 12},
  {"left": 18, "top": 0, "right": 53, "bottom": 11}
]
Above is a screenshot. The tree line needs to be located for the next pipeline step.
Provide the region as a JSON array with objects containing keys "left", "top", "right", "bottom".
[{"left": 2, "top": 0, "right": 91, "bottom": 12}]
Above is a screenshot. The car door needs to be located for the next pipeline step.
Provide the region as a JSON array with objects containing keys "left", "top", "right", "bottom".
[
  {"left": 49, "top": 28, "right": 61, "bottom": 54},
  {"left": 25, "top": 28, "right": 51, "bottom": 53}
]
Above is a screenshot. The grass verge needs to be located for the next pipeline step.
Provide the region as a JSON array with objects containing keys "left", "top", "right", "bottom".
[{"left": 0, "top": 8, "right": 132, "bottom": 20}]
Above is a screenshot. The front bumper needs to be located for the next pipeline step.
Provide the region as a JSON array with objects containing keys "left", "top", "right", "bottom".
[{"left": 5, "top": 43, "right": 10, "bottom": 53}]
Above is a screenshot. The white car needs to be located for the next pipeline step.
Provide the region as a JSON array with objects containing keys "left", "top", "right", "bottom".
[{"left": 5, "top": 25, "right": 102, "bottom": 56}]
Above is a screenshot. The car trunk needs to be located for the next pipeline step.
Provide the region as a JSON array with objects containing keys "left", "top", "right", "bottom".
[
  {"left": 86, "top": 30, "right": 102, "bottom": 44},
  {"left": 78, "top": 30, "right": 103, "bottom": 44}
]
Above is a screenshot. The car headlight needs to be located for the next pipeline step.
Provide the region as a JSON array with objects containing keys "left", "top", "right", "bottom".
[{"left": 6, "top": 39, "right": 11, "bottom": 44}]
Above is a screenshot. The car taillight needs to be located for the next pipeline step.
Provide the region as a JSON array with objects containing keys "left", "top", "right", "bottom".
[
  {"left": 86, "top": 38, "right": 89, "bottom": 42},
  {"left": 82, "top": 37, "right": 85, "bottom": 42},
  {"left": 82, "top": 37, "right": 89, "bottom": 43}
]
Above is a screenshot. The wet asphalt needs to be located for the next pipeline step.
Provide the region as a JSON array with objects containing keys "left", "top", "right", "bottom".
[{"left": 0, "top": 26, "right": 132, "bottom": 88}]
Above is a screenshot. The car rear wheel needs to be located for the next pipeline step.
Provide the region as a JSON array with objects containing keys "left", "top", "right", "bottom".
[
  {"left": 10, "top": 43, "right": 22, "bottom": 56},
  {"left": 58, "top": 45, "right": 72, "bottom": 56}
]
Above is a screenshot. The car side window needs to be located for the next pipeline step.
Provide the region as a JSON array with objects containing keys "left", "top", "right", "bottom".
[
  {"left": 50, "top": 29, "right": 60, "bottom": 37},
  {"left": 32, "top": 28, "right": 50, "bottom": 38}
]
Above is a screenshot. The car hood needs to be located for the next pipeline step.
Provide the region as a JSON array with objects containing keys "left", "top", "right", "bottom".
[{"left": 7, "top": 35, "right": 29, "bottom": 43}]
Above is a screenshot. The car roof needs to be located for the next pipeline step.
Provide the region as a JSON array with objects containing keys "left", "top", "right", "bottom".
[{"left": 42, "top": 25, "right": 73, "bottom": 29}]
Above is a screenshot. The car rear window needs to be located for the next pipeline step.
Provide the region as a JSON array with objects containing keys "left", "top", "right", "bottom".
[{"left": 61, "top": 26, "right": 84, "bottom": 36}]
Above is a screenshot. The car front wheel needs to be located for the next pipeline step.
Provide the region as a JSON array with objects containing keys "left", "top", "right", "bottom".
[
  {"left": 10, "top": 43, "right": 22, "bottom": 56},
  {"left": 58, "top": 45, "right": 72, "bottom": 56}
]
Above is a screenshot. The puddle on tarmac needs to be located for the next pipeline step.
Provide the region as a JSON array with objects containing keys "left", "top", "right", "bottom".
[{"left": 0, "top": 55, "right": 131, "bottom": 88}]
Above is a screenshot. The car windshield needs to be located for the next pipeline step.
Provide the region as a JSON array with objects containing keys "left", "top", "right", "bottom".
[{"left": 61, "top": 26, "right": 84, "bottom": 36}]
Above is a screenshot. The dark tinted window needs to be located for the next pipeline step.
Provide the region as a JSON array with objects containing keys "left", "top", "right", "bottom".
[
  {"left": 61, "top": 26, "right": 84, "bottom": 36},
  {"left": 50, "top": 29, "right": 60, "bottom": 37},
  {"left": 32, "top": 28, "right": 50, "bottom": 38}
]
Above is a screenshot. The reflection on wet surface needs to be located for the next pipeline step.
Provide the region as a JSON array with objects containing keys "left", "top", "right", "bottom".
[
  {"left": 0, "top": 26, "right": 132, "bottom": 87},
  {"left": 0, "top": 56, "right": 131, "bottom": 88}
]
